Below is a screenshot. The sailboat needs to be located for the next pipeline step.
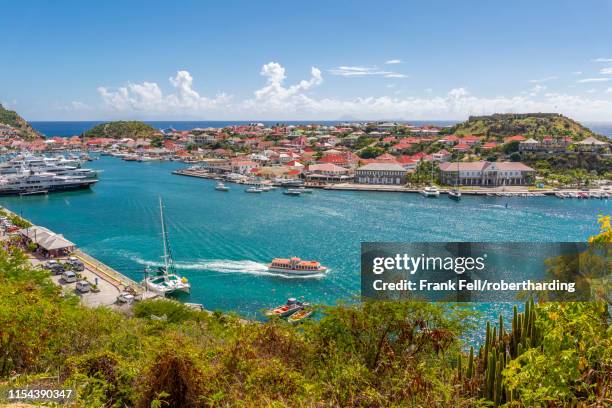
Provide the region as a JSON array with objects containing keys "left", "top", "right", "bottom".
[
  {"left": 448, "top": 159, "right": 461, "bottom": 201},
  {"left": 143, "top": 197, "right": 191, "bottom": 295}
]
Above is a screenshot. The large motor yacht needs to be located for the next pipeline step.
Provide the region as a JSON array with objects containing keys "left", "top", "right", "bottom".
[{"left": 0, "top": 171, "right": 98, "bottom": 195}]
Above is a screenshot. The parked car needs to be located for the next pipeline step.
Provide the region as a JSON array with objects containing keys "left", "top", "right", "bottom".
[
  {"left": 61, "top": 271, "right": 77, "bottom": 283},
  {"left": 117, "top": 292, "right": 135, "bottom": 304},
  {"left": 65, "top": 257, "right": 85, "bottom": 271},
  {"left": 76, "top": 280, "right": 91, "bottom": 293},
  {"left": 48, "top": 263, "right": 65, "bottom": 275}
]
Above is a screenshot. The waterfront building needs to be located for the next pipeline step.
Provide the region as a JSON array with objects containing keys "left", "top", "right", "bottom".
[
  {"left": 439, "top": 161, "right": 536, "bottom": 186},
  {"left": 305, "top": 163, "right": 352, "bottom": 183},
  {"left": 355, "top": 163, "right": 407, "bottom": 185},
  {"left": 230, "top": 160, "right": 259, "bottom": 175},
  {"left": 19, "top": 226, "right": 76, "bottom": 258}
]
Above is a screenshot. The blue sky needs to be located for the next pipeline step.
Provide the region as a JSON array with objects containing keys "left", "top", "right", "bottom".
[{"left": 2, "top": 0, "right": 612, "bottom": 121}]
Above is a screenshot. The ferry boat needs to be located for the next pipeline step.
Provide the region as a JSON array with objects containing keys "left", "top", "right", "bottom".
[
  {"left": 215, "top": 182, "right": 230, "bottom": 191},
  {"left": 0, "top": 171, "right": 98, "bottom": 195},
  {"left": 143, "top": 198, "right": 191, "bottom": 295},
  {"left": 421, "top": 186, "right": 440, "bottom": 197},
  {"left": 267, "top": 257, "right": 327, "bottom": 275},
  {"left": 264, "top": 298, "right": 307, "bottom": 318}
]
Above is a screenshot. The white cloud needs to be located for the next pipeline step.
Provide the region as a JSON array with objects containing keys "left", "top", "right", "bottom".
[
  {"left": 252, "top": 62, "right": 322, "bottom": 102},
  {"left": 528, "top": 84, "right": 546, "bottom": 96},
  {"left": 593, "top": 57, "right": 612, "bottom": 62},
  {"left": 576, "top": 77, "right": 610, "bottom": 83},
  {"left": 385, "top": 59, "right": 402, "bottom": 64},
  {"left": 528, "top": 76, "right": 557, "bottom": 83},
  {"left": 98, "top": 70, "right": 231, "bottom": 114},
  {"left": 572, "top": 71, "right": 582, "bottom": 75},
  {"left": 328, "top": 66, "right": 406, "bottom": 78},
  {"left": 606, "top": 88, "right": 612, "bottom": 93},
  {"left": 91, "top": 63, "right": 612, "bottom": 121},
  {"left": 599, "top": 67, "right": 612, "bottom": 75}
]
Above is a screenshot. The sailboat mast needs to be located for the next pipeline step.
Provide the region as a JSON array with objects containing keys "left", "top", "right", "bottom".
[{"left": 159, "top": 197, "right": 169, "bottom": 271}]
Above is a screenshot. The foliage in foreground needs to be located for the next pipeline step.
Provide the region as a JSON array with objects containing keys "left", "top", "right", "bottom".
[{"left": 0, "top": 217, "right": 610, "bottom": 407}]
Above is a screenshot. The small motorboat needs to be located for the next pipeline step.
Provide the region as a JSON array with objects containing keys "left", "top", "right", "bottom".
[
  {"left": 298, "top": 187, "right": 313, "bottom": 194},
  {"left": 245, "top": 186, "right": 263, "bottom": 193},
  {"left": 283, "top": 189, "right": 302, "bottom": 196},
  {"left": 19, "top": 189, "right": 49, "bottom": 196},
  {"left": 264, "top": 298, "right": 306, "bottom": 318},
  {"left": 215, "top": 182, "right": 230, "bottom": 191},
  {"left": 421, "top": 186, "right": 440, "bottom": 198},
  {"left": 287, "top": 308, "right": 314, "bottom": 323},
  {"left": 448, "top": 189, "right": 461, "bottom": 201}
]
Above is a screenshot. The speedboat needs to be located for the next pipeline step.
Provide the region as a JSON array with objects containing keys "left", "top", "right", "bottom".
[
  {"left": 245, "top": 186, "right": 263, "bottom": 193},
  {"left": 264, "top": 298, "right": 307, "bottom": 318},
  {"left": 298, "top": 187, "right": 313, "bottom": 194},
  {"left": 421, "top": 186, "right": 440, "bottom": 198},
  {"left": 448, "top": 189, "right": 461, "bottom": 201},
  {"left": 268, "top": 257, "right": 327, "bottom": 275},
  {"left": 287, "top": 308, "right": 314, "bottom": 323},
  {"left": 283, "top": 189, "right": 302, "bottom": 196},
  {"left": 215, "top": 182, "right": 230, "bottom": 191}
]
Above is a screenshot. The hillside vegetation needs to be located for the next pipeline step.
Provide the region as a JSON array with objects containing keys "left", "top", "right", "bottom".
[
  {"left": 82, "top": 121, "right": 158, "bottom": 139},
  {"left": 447, "top": 113, "right": 598, "bottom": 140},
  {"left": 0, "top": 104, "right": 42, "bottom": 140}
]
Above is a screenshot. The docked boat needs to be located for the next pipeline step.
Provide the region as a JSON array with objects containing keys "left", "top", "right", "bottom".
[
  {"left": 287, "top": 308, "right": 314, "bottom": 323},
  {"left": 215, "top": 182, "right": 230, "bottom": 191},
  {"left": 448, "top": 189, "right": 461, "bottom": 201},
  {"left": 264, "top": 298, "right": 307, "bottom": 318},
  {"left": 283, "top": 189, "right": 302, "bottom": 196},
  {"left": 143, "top": 198, "right": 191, "bottom": 295},
  {"left": 298, "top": 187, "right": 313, "bottom": 193},
  {"left": 267, "top": 257, "right": 327, "bottom": 275},
  {"left": 245, "top": 186, "right": 263, "bottom": 193},
  {"left": 19, "top": 189, "right": 48, "bottom": 196},
  {"left": 0, "top": 171, "right": 97, "bottom": 196},
  {"left": 421, "top": 186, "right": 440, "bottom": 197}
]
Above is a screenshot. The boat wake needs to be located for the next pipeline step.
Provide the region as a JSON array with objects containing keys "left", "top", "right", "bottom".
[{"left": 130, "top": 256, "right": 327, "bottom": 279}]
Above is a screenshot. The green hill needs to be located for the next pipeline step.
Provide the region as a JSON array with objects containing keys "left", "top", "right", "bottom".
[
  {"left": 0, "top": 103, "right": 42, "bottom": 140},
  {"left": 82, "top": 121, "right": 158, "bottom": 139},
  {"left": 447, "top": 113, "right": 598, "bottom": 140}
]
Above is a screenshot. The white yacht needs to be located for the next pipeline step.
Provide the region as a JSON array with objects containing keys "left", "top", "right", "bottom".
[
  {"left": 215, "top": 182, "right": 230, "bottom": 191},
  {"left": 143, "top": 198, "right": 191, "bottom": 295},
  {"left": 421, "top": 186, "right": 440, "bottom": 197},
  {"left": 245, "top": 186, "right": 263, "bottom": 193},
  {"left": 448, "top": 189, "right": 461, "bottom": 201},
  {"left": 0, "top": 171, "right": 98, "bottom": 195}
]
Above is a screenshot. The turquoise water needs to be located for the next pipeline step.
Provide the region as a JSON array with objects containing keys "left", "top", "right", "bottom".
[{"left": 0, "top": 157, "right": 609, "bottom": 320}]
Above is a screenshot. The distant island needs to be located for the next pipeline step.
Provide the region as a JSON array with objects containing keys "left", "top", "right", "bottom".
[
  {"left": 0, "top": 103, "right": 42, "bottom": 140},
  {"left": 81, "top": 121, "right": 159, "bottom": 140}
]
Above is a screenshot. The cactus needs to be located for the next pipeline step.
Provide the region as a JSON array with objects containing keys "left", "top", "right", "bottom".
[
  {"left": 466, "top": 346, "right": 474, "bottom": 378},
  {"left": 478, "top": 299, "right": 541, "bottom": 405},
  {"left": 457, "top": 354, "right": 463, "bottom": 379}
]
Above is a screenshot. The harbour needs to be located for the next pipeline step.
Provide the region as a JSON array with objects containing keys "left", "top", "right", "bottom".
[{"left": 0, "top": 155, "right": 607, "bottom": 319}]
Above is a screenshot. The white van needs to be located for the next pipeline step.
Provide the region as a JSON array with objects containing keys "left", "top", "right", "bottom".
[
  {"left": 61, "top": 271, "right": 77, "bottom": 283},
  {"left": 76, "top": 280, "right": 91, "bottom": 293}
]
